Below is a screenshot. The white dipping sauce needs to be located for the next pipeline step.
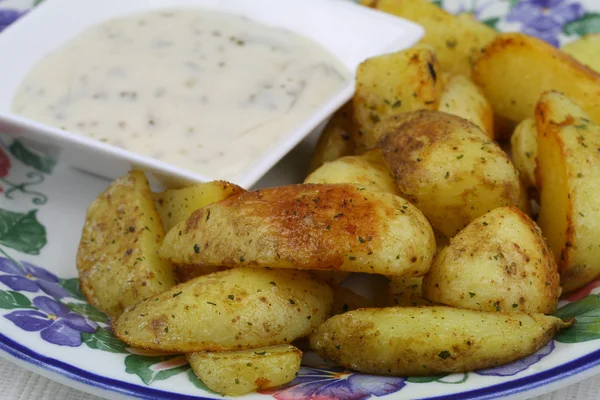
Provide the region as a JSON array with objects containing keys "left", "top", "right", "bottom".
[{"left": 12, "top": 9, "right": 349, "bottom": 181}]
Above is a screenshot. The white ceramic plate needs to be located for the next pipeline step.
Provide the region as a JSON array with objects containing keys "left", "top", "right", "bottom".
[{"left": 0, "top": 0, "right": 599, "bottom": 399}]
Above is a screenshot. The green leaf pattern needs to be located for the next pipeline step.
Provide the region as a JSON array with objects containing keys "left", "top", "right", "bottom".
[{"left": 0, "top": 209, "right": 46, "bottom": 255}]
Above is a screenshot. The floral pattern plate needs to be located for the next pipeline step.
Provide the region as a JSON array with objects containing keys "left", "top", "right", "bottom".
[{"left": 1, "top": 0, "right": 600, "bottom": 399}]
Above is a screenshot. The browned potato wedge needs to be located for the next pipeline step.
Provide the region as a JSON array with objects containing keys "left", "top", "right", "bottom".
[
  {"left": 352, "top": 47, "right": 443, "bottom": 153},
  {"left": 309, "top": 102, "right": 357, "bottom": 172},
  {"left": 304, "top": 150, "right": 398, "bottom": 194},
  {"left": 422, "top": 206, "right": 560, "bottom": 313},
  {"left": 439, "top": 73, "right": 494, "bottom": 139},
  {"left": 154, "top": 181, "right": 245, "bottom": 232},
  {"left": 113, "top": 267, "right": 333, "bottom": 352},
  {"left": 472, "top": 33, "right": 600, "bottom": 125},
  {"left": 562, "top": 34, "right": 600, "bottom": 72},
  {"left": 332, "top": 285, "right": 375, "bottom": 315},
  {"left": 76, "top": 171, "right": 176, "bottom": 317},
  {"left": 361, "top": 0, "right": 496, "bottom": 77},
  {"left": 187, "top": 345, "right": 302, "bottom": 396},
  {"left": 310, "top": 306, "right": 571, "bottom": 376},
  {"left": 535, "top": 91, "right": 600, "bottom": 293},
  {"left": 160, "top": 184, "right": 436, "bottom": 276},
  {"left": 388, "top": 276, "right": 431, "bottom": 307},
  {"left": 378, "top": 110, "right": 520, "bottom": 237},
  {"left": 511, "top": 118, "right": 538, "bottom": 189}
]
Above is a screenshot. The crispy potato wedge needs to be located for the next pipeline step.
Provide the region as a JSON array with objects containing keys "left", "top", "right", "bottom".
[
  {"left": 535, "top": 92, "right": 600, "bottom": 293},
  {"left": 309, "top": 102, "right": 357, "bottom": 172},
  {"left": 472, "top": 33, "right": 600, "bottom": 125},
  {"left": 154, "top": 181, "right": 245, "bottom": 232},
  {"left": 352, "top": 47, "right": 443, "bottom": 153},
  {"left": 160, "top": 184, "right": 436, "bottom": 276},
  {"left": 562, "top": 34, "right": 600, "bottom": 72},
  {"left": 304, "top": 150, "right": 398, "bottom": 194},
  {"left": 511, "top": 118, "right": 538, "bottom": 189},
  {"left": 332, "top": 285, "right": 375, "bottom": 315},
  {"left": 113, "top": 267, "right": 333, "bottom": 352},
  {"left": 388, "top": 276, "right": 432, "bottom": 307},
  {"left": 361, "top": 0, "right": 496, "bottom": 77},
  {"left": 187, "top": 345, "right": 302, "bottom": 396},
  {"left": 423, "top": 206, "right": 560, "bottom": 313},
  {"left": 76, "top": 171, "right": 176, "bottom": 317},
  {"left": 310, "top": 306, "right": 571, "bottom": 376},
  {"left": 378, "top": 110, "right": 520, "bottom": 237},
  {"left": 439, "top": 73, "right": 494, "bottom": 139}
]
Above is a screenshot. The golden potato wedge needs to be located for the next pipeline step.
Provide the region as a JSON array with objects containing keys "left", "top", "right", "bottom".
[
  {"left": 310, "top": 306, "right": 571, "bottom": 376},
  {"left": 309, "top": 102, "right": 357, "bottom": 172},
  {"left": 187, "top": 345, "right": 302, "bottom": 396},
  {"left": 113, "top": 267, "right": 333, "bottom": 352},
  {"left": 472, "top": 33, "right": 600, "bottom": 125},
  {"left": 304, "top": 150, "right": 397, "bottom": 194},
  {"left": 517, "top": 178, "right": 533, "bottom": 217},
  {"left": 332, "top": 285, "right": 375, "bottom": 315},
  {"left": 361, "top": 0, "right": 496, "bottom": 77},
  {"left": 76, "top": 171, "right": 176, "bottom": 317},
  {"left": 422, "top": 206, "right": 560, "bottom": 313},
  {"left": 438, "top": 73, "right": 494, "bottom": 139},
  {"left": 352, "top": 47, "right": 443, "bottom": 153},
  {"left": 511, "top": 118, "right": 538, "bottom": 189},
  {"left": 535, "top": 92, "right": 600, "bottom": 293},
  {"left": 160, "top": 184, "right": 436, "bottom": 276},
  {"left": 154, "top": 181, "right": 245, "bottom": 232},
  {"left": 378, "top": 110, "right": 521, "bottom": 237},
  {"left": 388, "top": 276, "right": 431, "bottom": 307},
  {"left": 562, "top": 34, "right": 600, "bottom": 72}
]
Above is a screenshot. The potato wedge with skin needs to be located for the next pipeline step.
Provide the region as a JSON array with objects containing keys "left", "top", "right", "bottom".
[
  {"left": 361, "top": 0, "right": 496, "bottom": 77},
  {"left": 423, "top": 206, "right": 560, "bottom": 313},
  {"left": 472, "top": 33, "right": 600, "bottom": 125},
  {"left": 187, "top": 345, "right": 302, "bottom": 396},
  {"left": 310, "top": 306, "right": 571, "bottom": 376},
  {"left": 511, "top": 118, "right": 538, "bottom": 189},
  {"left": 304, "top": 150, "right": 398, "bottom": 194},
  {"left": 562, "top": 34, "right": 600, "bottom": 72},
  {"left": 352, "top": 47, "right": 443, "bottom": 153},
  {"left": 113, "top": 267, "right": 333, "bottom": 352},
  {"left": 160, "top": 184, "right": 436, "bottom": 276},
  {"left": 154, "top": 181, "right": 245, "bottom": 232},
  {"left": 76, "top": 171, "right": 176, "bottom": 317},
  {"left": 378, "top": 110, "right": 521, "bottom": 237},
  {"left": 438, "top": 73, "right": 494, "bottom": 139},
  {"left": 535, "top": 92, "right": 600, "bottom": 293},
  {"left": 309, "top": 102, "right": 357, "bottom": 172},
  {"left": 388, "top": 276, "right": 431, "bottom": 307}
]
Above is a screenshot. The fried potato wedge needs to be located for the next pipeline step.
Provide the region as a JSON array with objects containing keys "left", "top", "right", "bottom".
[
  {"left": 76, "top": 171, "right": 176, "bottom": 317},
  {"left": 378, "top": 110, "right": 520, "bottom": 237},
  {"left": 352, "top": 47, "right": 443, "bottom": 153},
  {"left": 388, "top": 276, "right": 432, "bottom": 307},
  {"left": 304, "top": 150, "right": 398, "bottom": 194},
  {"left": 361, "top": 0, "right": 496, "bottom": 77},
  {"left": 309, "top": 102, "right": 357, "bottom": 172},
  {"left": 187, "top": 345, "right": 302, "bottom": 396},
  {"left": 113, "top": 267, "right": 333, "bottom": 352},
  {"left": 154, "top": 181, "right": 244, "bottom": 232},
  {"left": 423, "top": 206, "right": 560, "bottom": 313},
  {"left": 511, "top": 118, "right": 538, "bottom": 189},
  {"left": 535, "top": 92, "right": 600, "bottom": 293},
  {"left": 472, "top": 33, "right": 600, "bottom": 125},
  {"left": 160, "top": 184, "right": 436, "bottom": 276},
  {"left": 562, "top": 34, "right": 600, "bottom": 72},
  {"left": 310, "top": 306, "right": 571, "bottom": 376}
]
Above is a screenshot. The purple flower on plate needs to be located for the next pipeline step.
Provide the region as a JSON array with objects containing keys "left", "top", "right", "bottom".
[
  {"left": 0, "top": 9, "right": 24, "bottom": 32},
  {"left": 0, "top": 257, "right": 69, "bottom": 299},
  {"left": 4, "top": 296, "right": 96, "bottom": 347},
  {"left": 260, "top": 366, "right": 406, "bottom": 400},
  {"left": 476, "top": 341, "right": 555, "bottom": 377},
  {"left": 506, "top": 0, "right": 585, "bottom": 46}
]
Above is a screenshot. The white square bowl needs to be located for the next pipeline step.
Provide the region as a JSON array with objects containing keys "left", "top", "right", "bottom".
[{"left": 0, "top": 0, "right": 422, "bottom": 188}]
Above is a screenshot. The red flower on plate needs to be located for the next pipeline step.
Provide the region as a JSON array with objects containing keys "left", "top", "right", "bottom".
[
  {"left": 564, "top": 279, "right": 600, "bottom": 302},
  {"left": 0, "top": 147, "right": 11, "bottom": 178}
]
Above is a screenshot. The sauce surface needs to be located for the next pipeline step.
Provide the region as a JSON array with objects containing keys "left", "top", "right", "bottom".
[{"left": 12, "top": 9, "right": 349, "bottom": 181}]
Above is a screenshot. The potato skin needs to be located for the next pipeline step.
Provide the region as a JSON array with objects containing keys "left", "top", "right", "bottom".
[
  {"left": 472, "top": 33, "right": 600, "bottom": 125},
  {"left": 76, "top": 171, "right": 176, "bottom": 317},
  {"left": 535, "top": 92, "right": 600, "bottom": 293},
  {"left": 422, "top": 206, "right": 560, "bottom": 314},
  {"left": 160, "top": 184, "right": 436, "bottom": 276},
  {"left": 562, "top": 34, "right": 600, "bottom": 72},
  {"left": 187, "top": 345, "right": 301, "bottom": 396},
  {"left": 310, "top": 306, "right": 570, "bottom": 376},
  {"left": 378, "top": 110, "right": 520, "bottom": 237},
  {"left": 113, "top": 268, "right": 333, "bottom": 352},
  {"left": 511, "top": 118, "right": 538, "bottom": 190}
]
